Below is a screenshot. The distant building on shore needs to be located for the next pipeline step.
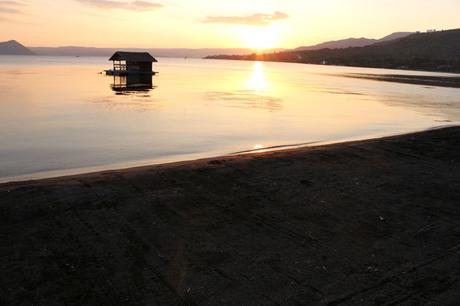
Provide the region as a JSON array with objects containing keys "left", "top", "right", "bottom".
[{"left": 108, "top": 51, "right": 158, "bottom": 76}]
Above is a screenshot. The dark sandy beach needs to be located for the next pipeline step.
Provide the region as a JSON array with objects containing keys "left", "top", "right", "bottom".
[{"left": 1, "top": 126, "right": 459, "bottom": 305}]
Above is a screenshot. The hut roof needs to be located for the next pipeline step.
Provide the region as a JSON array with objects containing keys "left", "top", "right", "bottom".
[{"left": 109, "top": 51, "right": 158, "bottom": 62}]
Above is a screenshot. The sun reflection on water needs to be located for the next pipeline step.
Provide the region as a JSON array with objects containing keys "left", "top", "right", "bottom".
[
  {"left": 2, "top": 57, "right": 460, "bottom": 182},
  {"left": 246, "top": 62, "right": 268, "bottom": 91}
]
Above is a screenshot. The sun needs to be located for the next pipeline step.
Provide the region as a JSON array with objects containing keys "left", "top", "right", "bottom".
[{"left": 241, "top": 26, "right": 279, "bottom": 50}]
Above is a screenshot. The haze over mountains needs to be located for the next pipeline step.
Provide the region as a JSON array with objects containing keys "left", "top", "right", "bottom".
[
  {"left": 295, "top": 32, "right": 413, "bottom": 51},
  {"left": 0, "top": 41, "right": 278, "bottom": 58},
  {"left": 27, "top": 47, "right": 275, "bottom": 58}
]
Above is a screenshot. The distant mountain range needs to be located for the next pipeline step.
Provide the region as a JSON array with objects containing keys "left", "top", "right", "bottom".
[
  {"left": 0, "top": 31, "right": 412, "bottom": 58},
  {"left": 295, "top": 32, "right": 413, "bottom": 51},
  {"left": 0, "top": 41, "right": 282, "bottom": 58},
  {"left": 0, "top": 40, "right": 34, "bottom": 55},
  {"left": 27, "top": 47, "right": 281, "bottom": 58},
  {"left": 206, "top": 29, "right": 460, "bottom": 73}
]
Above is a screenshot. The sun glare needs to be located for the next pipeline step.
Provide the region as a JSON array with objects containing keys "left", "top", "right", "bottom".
[
  {"left": 246, "top": 62, "right": 268, "bottom": 91},
  {"left": 241, "top": 26, "right": 279, "bottom": 50}
]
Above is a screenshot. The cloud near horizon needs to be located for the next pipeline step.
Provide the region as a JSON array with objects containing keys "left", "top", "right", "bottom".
[
  {"left": 0, "top": 0, "right": 26, "bottom": 14},
  {"left": 0, "top": 0, "right": 27, "bottom": 23},
  {"left": 203, "top": 11, "right": 288, "bottom": 26},
  {"left": 77, "top": 0, "right": 163, "bottom": 11}
]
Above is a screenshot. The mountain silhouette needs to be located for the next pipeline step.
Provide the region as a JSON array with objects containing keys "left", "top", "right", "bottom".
[
  {"left": 0, "top": 40, "right": 35, "bottom": 55},
  {"left": 295, "top": 32, "right": 413, "bottom": 51}
]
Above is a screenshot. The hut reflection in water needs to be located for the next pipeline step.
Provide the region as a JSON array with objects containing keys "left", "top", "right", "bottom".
[{"left": 111, "top": 74, "right": 155, "bottom": 94}]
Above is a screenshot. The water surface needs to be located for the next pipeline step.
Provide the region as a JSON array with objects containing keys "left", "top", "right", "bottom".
[{"left": 1, "top": 56, "right": 459, "bottom": 182}]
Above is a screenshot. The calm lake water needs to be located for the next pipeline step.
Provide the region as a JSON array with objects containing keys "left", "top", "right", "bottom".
[{"left": 1, "top": 56, "right": 459, "bottom": 182}]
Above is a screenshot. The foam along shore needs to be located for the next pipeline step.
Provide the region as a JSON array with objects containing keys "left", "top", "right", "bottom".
[{"left": 1, "top": 126, "right": 459, "bottom": 305}]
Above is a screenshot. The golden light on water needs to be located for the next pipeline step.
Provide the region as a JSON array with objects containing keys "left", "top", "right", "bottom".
[
  {"left": 2, "top": 57, "right": 459, "bottom": 182},
  {"left": 246, "top": 62, "right": 268, "bottom": 91}
]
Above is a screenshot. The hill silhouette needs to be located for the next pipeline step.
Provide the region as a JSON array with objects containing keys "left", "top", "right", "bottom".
[
  {"left": 206, "top": 29, "right": 460, "bottom": 73},
  {"left": 295, "top": 32, "right": 412, "bottom": 51},
  {"left": 0, "top": 40, "right": 34, "bottom": 55}
]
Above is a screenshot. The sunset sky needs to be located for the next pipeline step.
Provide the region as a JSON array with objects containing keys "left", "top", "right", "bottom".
[{"left": 1, "top": 0, "right": 460, "bottom": 49}]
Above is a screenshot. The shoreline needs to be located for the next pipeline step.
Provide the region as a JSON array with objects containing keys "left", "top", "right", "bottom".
[
  {"left": 204, "top": 57, "right": 460, "bottom": 75},
  {"left": 3, "top": 54, "right": 460, "bottom": 77},
  {"left": 1, "top": 126, "right": 459, "bottom": 304},
  {"left": 1, "top": 125, "right": 455, "bottom": 185}
]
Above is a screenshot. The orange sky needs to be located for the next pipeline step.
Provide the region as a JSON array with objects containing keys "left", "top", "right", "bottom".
[{"left": 1, "top": 0, "right": 460, "bottom": 48}]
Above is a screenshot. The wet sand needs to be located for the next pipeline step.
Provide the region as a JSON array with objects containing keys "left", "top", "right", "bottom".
[
  {"left": 344, "top": 73, "right": 460, "bottom": 88},
  {"left": 1, "top": 126, "right": 460, "bottom": 305}
]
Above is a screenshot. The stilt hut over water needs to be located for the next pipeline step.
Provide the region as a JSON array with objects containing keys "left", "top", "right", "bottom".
[{"left": 108, "top": 51, "right": 158, "bottom": 75}]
